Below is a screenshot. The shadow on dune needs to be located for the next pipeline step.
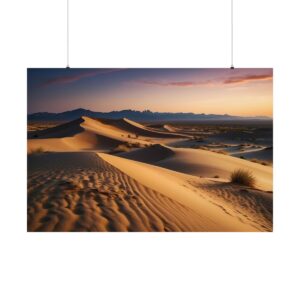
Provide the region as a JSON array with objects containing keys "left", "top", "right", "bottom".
[
  {"left": 118, "top": 144, "right": 175, "bottom": 163},
  {"left": 28, "top": 118, "right": 85, "bottom": 139}
]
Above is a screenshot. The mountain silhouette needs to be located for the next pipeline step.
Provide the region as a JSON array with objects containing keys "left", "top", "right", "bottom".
[{"left": 28, "top": 108, "right": 271, "bottom": 122}]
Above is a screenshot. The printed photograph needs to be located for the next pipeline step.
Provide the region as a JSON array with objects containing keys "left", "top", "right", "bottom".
[{"left": 27, "top": 68, "right": 273, "bottom": 232}]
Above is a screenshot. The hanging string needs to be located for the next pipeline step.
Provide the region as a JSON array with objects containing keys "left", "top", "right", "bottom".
[
  {"left": 66, "top": 0, "right": 70, "bottom": 68},
  {"left": 230, "top": 0, "right": 234, "bottom": 69}
]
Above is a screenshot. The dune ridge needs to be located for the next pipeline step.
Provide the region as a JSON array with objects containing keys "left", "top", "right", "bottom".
[
  {"left": 119, "top": 144, "right": 272, "bottom": 191},
  {"left": 95, "top": 117, "right": 189, "bottom": 138},
  {"left": 28, "top": 152, "right": 215, "bottom": 231},
  {"left": 28, "top": 118, "right": 85, "bottom": 139},
  {"left": 99, "top": 153, "right": 272, "bottom": 231},
  {"left": 28, "top": 116, "right": 188, "bottom": 153}
]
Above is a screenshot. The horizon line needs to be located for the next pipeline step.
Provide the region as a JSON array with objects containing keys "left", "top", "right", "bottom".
[{"left": 28, "top": 107, "right": 272, "bottom": 119}]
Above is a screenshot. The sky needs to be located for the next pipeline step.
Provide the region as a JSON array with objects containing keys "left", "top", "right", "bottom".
[{"left": 27, "top": 68, "right": 273, "bottom": 117}]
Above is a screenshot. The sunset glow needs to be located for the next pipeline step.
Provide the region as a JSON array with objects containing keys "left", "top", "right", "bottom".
[{"left": 28, "top": 68, "right": 273, "bottom": 117}]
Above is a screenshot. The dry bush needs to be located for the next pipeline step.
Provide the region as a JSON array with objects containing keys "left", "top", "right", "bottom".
[
  {"left": 129, "top": 142, "right": 143, "bottom": 148},
  {"left": 230, "top": 169, "right": 256, "bottom": 187},
  {"left": 29, "top": 147, "right": 45, "bottom": 154},
  {"left": 110, "top": 142, "right": 144, "bottom": 154},
  {"left": 197, "top": 146, "right": 209, "bottom": 150},
  {"left": 212, "top": 149, "right": 228, "bottom": 155},
  {"left": 250, "top": 158, "right": 269, "bottom": 166}
]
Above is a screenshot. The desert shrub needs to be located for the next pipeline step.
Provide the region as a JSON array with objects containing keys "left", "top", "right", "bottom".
[
  {"left": 131, "top": 142, "right": 142, "bottom": 148},
  {"left": 110, "top": 142, "right": 144, "bottom": 154},
  {"left": 213, "top": 175, "right": 220, "bottom": 178},
  {"left": 36, "top": 147, "right": 44, "bottom": 153},
  {"left": 212, "top": 150, "right": 228, "bottom": 155},
  {"left": 230, "top": 169, "right": 256, "bottom": 187},
  {"left": 30, "top": 147, "right": 45, "bottom": 154},
  {"left": 198, "top": 146, "right": 209, "bottom": 150},
  {"left": 250, "top": 159, "right": 269, "bottom": 166}
]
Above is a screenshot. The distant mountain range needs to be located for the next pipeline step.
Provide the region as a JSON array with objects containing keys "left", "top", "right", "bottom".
[{"left": 28, "top": 108, "right": 271, "bottom": 122}]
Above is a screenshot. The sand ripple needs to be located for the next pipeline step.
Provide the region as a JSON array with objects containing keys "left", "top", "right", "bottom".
[{"left": 28, "top": 152, "right": 205, "bottom": 232}]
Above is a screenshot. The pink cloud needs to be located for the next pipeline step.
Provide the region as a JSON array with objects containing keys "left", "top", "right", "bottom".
[
  {"left": 40, "top": 69, "right": 125, "bottom": 88},
  {"left": 137, "top": 73, "right": 272, "bottom": 88},
  {"left": 223, "top": 74, "right": 272, "bottom": 85}
]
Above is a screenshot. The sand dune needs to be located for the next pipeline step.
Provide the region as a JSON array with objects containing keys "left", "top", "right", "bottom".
[
  {"left": 119, "top": 144, "right": 272, "bottom": 191},
  {"left": 99, "top": 153, "right": 272, "bottom": 231},
  {"left": 92, "top": 117, "right": 187, "bottom": 138},
  {"left": 28, "top": 117, "right": 188, "bottom": 152},
  {"left": 27, "top": 151, "right": 272, "bottom": 231},
  {"left": 27, "top": 116, "right": 273, "bottom": 232},
  {"left": 117, "top": 144, "right": 174, "bottom": 163},
  {"left": 27, "top": 152, "right": 220, "bottom": 232},
  {"left": 28, "top": 118, "right": 84, "bottom": 139},
  {"left": 232, "top": 147, "right": 273, "bottom": 162}
]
